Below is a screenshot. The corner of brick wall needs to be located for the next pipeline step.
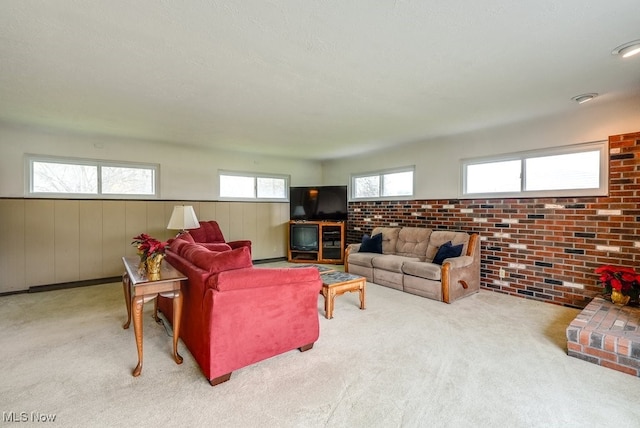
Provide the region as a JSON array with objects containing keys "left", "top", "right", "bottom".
[{"left": 347, "top": 131, "right": 640, "bottom": 309}]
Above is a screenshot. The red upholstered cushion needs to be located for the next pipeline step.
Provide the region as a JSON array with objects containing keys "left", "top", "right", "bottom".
[
  {"left": 167, "top": 233, "right": 196, "bottom": 255},
  {"left": 178, "top": 232, "right": 195, "bottom": 243},
  {"left": 168, "top": 238, "right": 189, "bottom": 255},
  {"left": 210, "top": 266, "right": 320, "bottom": 292},
  {"left": 190, "top": 221, "right": 226, "bottom": 244},
  {"left": 190, "top": 246, "right": 253, "bottom": 274},
  {"left": 180, "top": 243, "right": 206, "bottom": 260},
  {"left": 199, "top": 243, "right": 232, "bottom": 252}
]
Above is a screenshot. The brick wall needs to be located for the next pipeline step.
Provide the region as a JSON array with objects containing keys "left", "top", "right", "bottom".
[{"left": 346, "top": 131, "right": 640, "bottom": 309}]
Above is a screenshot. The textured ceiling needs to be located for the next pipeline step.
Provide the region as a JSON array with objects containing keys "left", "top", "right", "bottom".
[{"left": 0, "top": 1, "right": 639, "bottom": 160}]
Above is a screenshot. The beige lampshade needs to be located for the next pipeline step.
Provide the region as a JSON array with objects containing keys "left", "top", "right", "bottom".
[{"left": 167, "top": 205, "right": 199, "bottom": 230}]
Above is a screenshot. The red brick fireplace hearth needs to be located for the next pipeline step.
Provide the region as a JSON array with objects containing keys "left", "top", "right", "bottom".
[{"left": 566, "top": 298, "right": 640, "bottom": 376}]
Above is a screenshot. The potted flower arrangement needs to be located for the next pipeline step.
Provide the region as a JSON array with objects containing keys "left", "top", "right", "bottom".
[
  {"left": 132, "top": 233, "right": 168, "bottom": 276},
  {"left": 595, "top": 264, "right": 640, "bottom": 306}
]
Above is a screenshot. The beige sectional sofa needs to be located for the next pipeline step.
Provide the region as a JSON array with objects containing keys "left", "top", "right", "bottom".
[{"left": 345, "top": 227, "right": 480, "bottom": 303}]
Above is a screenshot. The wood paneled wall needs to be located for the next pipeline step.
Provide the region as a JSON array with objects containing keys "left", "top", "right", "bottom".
[{"left": 0, "top": 200, "right": 289, "bottom": 293}]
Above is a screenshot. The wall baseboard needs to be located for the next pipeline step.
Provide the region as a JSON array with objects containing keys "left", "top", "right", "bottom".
[
  {"left": 0, "top": 276, "right": 121, "bottom": 297},
  {"left": 0, "top": 258, "right": 289, "bottom": 296},
  {"left": 29, "top": 277, "right": 123, "bottom": 293},
  {"left": 253, "top": 257, "right": 287, "bottom": 265}
]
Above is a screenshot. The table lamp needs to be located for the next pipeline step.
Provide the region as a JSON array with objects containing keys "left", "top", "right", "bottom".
[{"left": 167, "top": 205, "right": 200, "bottom": 235}]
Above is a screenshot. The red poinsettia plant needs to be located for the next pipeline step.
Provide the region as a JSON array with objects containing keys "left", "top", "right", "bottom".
[
  {"left": 131, "top": 233, "right": 168, "bottom": 262},
  {"left": 595, "top": 265, "right": 640, "bottom": 301}
]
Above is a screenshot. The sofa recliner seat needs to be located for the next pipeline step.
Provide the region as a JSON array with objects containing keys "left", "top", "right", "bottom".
[{"left": 346, "top": 227, "right": 480, "bottom": 303}]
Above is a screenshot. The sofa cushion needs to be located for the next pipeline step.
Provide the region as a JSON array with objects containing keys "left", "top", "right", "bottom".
[
  {"left": 348, "top": 251, "right": 378, "bottom": 268},
  {"left": 371, "top": 227, "right": 401, "bottom": 254},
  {"left": 359, "top": 233, "right": 383, "bottom": 253},
  {"left": 402, "top": 261, "right": 442, "bottom": 281},
  {"left": 395, "top": 227, "right": 432, "bottom": 259},
  {"left": 179, "top": 242, "right": 204, "bottom": 260},
  {"left": 426, "top": 231, "right": 469, "bottom": 261},
  {"left": 168, "top": 237, "right": 190, "bottom": 255},
  {"left": 190, "top": 221, "right": 226, "bottom": 243},
  {"left": 432, "top": 241, "right": 464, "bottom": 265},
  {"left": 190, "top": 246, "right": 253, "bottom": 273},
  {"left": 178, "top": 232, "right": 195, "bottom": 243},
  {"left": 372, "top": 254, "right": 419, "bottom": 273},
  {"left": 198, "top": 243, "right": 233, "bottom": 252}
]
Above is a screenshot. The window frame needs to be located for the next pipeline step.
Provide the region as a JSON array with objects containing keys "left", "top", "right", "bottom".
[
  {"left": 218, "top": 170, "right": 289, "bottom": 202},
  {"left": 460, "top": 141, "right": 609, "bottom": 199},
  {"left": 25, "top": 154, "right": 160, "bottom": 199},
  {"left": 350, "top": 166, "right": 415, "bottom": 201}
]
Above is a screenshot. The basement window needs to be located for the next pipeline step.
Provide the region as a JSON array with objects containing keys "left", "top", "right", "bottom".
[
  {"left": 351, "top": 166, "right": 414, "bottom": 200},
  {"left": 219, "top": 171, "right": 288, "bottom": 201},
  {"left": 26, "top": 155, "right": 159, "bottom": 198},
  {"left": 461, "top": 141, "right": 608, "bottom": 198}
]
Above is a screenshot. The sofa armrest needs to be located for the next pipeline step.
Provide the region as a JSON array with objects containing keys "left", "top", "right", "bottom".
[
  {"left": 344, "top": 243, "right": 361, "bottom": 273},
  {"left": 208, "top": 267, "right": 321, "bottom": 292},
  {"left": 227, "top": 240, "right": 251, "bottom": 249},
  {"left": 346, "top": 243, "right": 361, "bottom": 253},
  {"left": 442, "top": 255, "right": 473, "bottom": 269},
  {"left": 441, "top": 234, "right": 480, "bottom": 303}
]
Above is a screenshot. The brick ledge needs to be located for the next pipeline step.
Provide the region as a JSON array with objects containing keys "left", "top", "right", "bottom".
[{"left": 566, "top": 297, "right": 640, "bottom": 377}]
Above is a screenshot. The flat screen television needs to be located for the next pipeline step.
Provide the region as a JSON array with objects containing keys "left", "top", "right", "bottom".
[
  {"left": 289, "top": 185, "right": 348, "bottom": 221},
  {"left": 289, "top": 223, "right": 319, "bottom": 251}
]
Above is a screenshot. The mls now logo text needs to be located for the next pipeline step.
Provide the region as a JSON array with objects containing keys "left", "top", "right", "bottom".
[{"left": 3, "top": 411, "right": 57, "bottom": 422}]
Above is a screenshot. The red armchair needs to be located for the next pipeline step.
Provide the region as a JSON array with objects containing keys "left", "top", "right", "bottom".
[
  {"left": 189, "top": 221, "right": 252, "bottom": 254},
  {"left": 158, "top": 239, "right": 321, "bottom": 386}
]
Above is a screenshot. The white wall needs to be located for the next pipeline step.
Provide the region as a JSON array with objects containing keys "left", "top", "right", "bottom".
[
  {"left": 0, "top": 123, "right": 323, "bottom": 198},
  {"left": 322, "top": 95, "right": 640, "bottom": 198},
  {"left": 0, "top": 125, "right": 324, "bottom": 291},
  {"left": 3, "top": 93, "right": 638, "bottom": 199}
]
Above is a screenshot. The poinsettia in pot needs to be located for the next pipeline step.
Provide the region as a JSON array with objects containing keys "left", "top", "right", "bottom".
[
  {"left": 132, "top": 233, "right": 168, "bottom": 277},
  {"left": 595, "top": 264, "right": 640, "bottom": 306}
]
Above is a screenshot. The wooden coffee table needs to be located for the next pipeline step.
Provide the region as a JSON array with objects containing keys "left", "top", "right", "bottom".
[
  {"left": 320, "top": 271, "right": 366, "bottom": 319},
  {"left": 122, "top": 256, "right": 186, "bottom": 377}
]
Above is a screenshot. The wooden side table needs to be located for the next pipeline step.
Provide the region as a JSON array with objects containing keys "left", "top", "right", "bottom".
[{"left": 122, "top": 256, "right": 187, "bottom": 377}]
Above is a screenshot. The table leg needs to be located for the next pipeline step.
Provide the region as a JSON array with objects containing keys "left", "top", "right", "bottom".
[
  {"left": 321, "top": 287, "right": 329, "bottom": 319},
  {"left": 326, "top": 289, "right": 335, "bottom": 320},
  {"left": 153, "top": 298, "right": 161, "bottom": 323},
  {"left": 122, "top": 273, "right": 132, "bottom": 329},
  {"left": 132, "top": 295, "right": 144, "bottom": 377},
  {"left": 321, "top": 287, "right": 328, "bottom": 317},
  {"left": 172, "top": 290, "right": 184, "bottom": 365},
  {"left": 359, "top": 280, "right": 366, "bottom": 310}
]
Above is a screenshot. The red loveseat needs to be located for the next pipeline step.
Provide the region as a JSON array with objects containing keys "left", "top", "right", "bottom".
[
  {"left": 158, "top": 235, "right": 321, "bottom": 386},
  {"left": 189, "top": 220, "right": 252, "bottom": 254}
]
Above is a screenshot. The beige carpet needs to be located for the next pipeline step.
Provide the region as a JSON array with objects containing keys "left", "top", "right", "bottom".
[{"left": 1, "top": 268, "right": 640, "bottom": 427}]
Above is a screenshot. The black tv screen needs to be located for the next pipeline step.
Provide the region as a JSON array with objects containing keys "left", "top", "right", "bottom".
[
  {"left": 290, "top": 186, "right": 348, "bottom": 221},
  {"left": 289, "top": 223, "right": 319, "bottom": 251}
]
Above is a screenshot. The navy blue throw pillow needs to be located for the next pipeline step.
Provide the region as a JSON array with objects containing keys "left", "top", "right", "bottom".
[
  {"left": 432, "top": 241, "right": 464, "bottom": 265},
  {"left": 359, "top": 233, "right": 383, "bottom": 253}
]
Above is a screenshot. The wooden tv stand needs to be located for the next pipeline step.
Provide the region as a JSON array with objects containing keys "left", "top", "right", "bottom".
[{"left": 288, "top": 220, "right": 345, "bottom": 264}]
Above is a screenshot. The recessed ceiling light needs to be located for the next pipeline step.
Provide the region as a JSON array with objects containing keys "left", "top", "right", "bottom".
[
  {"left": 612, "top": 40, "right": 640, "bottom": 58},
  {"left": 571, "top": 93, "right": 598, "bottom": 104}
]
